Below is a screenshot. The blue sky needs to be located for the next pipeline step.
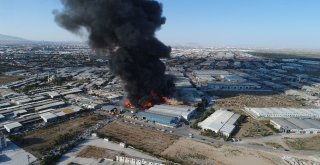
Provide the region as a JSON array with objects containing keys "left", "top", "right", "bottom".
[{"left": 0, "top": 0, "right": 320, "bottom": 49}]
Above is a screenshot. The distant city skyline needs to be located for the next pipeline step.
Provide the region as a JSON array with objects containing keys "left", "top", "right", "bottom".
[{"left": 1, "top": 0, "right": 320, "bottom": 49}]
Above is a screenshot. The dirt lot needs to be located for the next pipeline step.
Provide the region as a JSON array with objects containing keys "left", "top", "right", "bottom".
[
  {"left": 285, "top": 135, "right": 320, "bottom": 151},
  {"left": 0, "top": 75, "right": 25, "bottom": 84},
  {"left": 98, "top": 120, "right": 179, "bottom": 155},
  {"left": 77, "top": 145, "right": 120, "bottom": 159},
  {"left": 215, "top": 94, "right": 304, "bottom": 108},
  {"left": 234, "top": 118, "right": 274, "bottom": 138},
  {"left": 161, "top": 138, "right": 286, "bottom": 165},
  {"left": 11, "top": 114, "right": 103, "bottom": 157}
]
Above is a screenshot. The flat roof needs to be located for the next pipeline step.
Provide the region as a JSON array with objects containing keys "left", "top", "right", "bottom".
[
  {"left": 40, "top": 112, "right": 57, "bottom": 121},
  {"left": 198, "top": 110, "right": 239, "bottom": 134},
  {"left": 4, "top": 122, "right": 22, "bottom": 131},
  {"left": 55, "top": 111, "right": 66, "bottom": 117},
  {"left": 246, "top": 107, "right": 320, "bottom": 119},
  {"left": 35, "top": 101, "right": 65, "bottom": 111},
  {"left": 148, "top": 104, "right": 196, "bottom": 120}
]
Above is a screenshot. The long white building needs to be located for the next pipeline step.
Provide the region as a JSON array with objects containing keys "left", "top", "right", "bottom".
[
  {"left": 198, "top": 110, "right": 240, "bottom": 137},
  {"left": 147, "top": 104, "right": 197, "bottom": 121},
  {"left": 245, "top": 107, "right": 320, "bottom": 119},
  {"left": 270, "top": 118, "right": 320, "bottom": 134}
]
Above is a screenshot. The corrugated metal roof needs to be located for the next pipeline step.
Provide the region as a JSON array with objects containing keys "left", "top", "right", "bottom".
[
  {"left": 198, "top": 110, "right": 238, "bottom": 134},
  {"left": 4, "top": 122, "right": 22, "bottom": 131},
  {"left": 246, "top": 107, "right": 320, "bottom": 119},
  {"left": 35, "top": 101, "right": 65, "bottom": 111},
  {"left": 40, "top": 112, "right": 57, "bottom": 122}
]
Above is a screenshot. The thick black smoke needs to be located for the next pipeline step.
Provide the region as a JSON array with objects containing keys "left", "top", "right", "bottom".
[{"left": 55, "top": 0, "right": 173, "bottom": 106}]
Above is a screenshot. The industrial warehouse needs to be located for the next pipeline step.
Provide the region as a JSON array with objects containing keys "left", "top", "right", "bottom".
[
  {"left": 270, "top": 118, "right": 320, "bottom": 134},
  {"left": 136, "top": 104, "right": 197, "bottom": 127},
  {"left": 198, "top": 110, "right": 240, "bottom": 138},
  {"left": 245, "top": 107, "right": 320, "bottom": 119}
]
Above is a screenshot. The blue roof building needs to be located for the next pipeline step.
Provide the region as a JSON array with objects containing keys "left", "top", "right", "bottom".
[{"left": 136, "top": 111, "right": 180, "bottom": 127}]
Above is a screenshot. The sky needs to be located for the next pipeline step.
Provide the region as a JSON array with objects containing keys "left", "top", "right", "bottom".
[{"left": 0, "top": 0, "right": 320, "bottom": 49}]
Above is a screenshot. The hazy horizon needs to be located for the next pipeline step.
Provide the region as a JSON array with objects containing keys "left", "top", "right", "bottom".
[{"left": 1, "top": 0, "right": 320, "bottom": 49}]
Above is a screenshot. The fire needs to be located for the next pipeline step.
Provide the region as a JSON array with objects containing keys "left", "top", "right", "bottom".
[
  {"left": 143, "top": 102, "right": 153, "bottom": 109},
  {"left": 124, "top": 99, "right": 135, "bottom": 109},
  {"left": 162, "top": 96, "right": 169, "bottom": 103}
]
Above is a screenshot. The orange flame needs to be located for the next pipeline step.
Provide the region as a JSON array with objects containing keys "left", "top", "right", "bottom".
[
  {"left": 124, "top": 99, "right": 135, "bottom": 109},
  {"left": 162, "top": 96, "right": 169, "bottom": 103},
  {"left": 143, "top": 102, "right": 153, "bottom": 109}
]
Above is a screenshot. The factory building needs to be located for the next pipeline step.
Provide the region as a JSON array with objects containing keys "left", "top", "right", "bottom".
[
  {"left": 245, "top": 107, "right": 320, "bottom": 119},
  {"left": 147, "top": 104, "right": 197, "bottom": 121},
  {"left": 4, "top": 122, "right": 23, "bottom": 133},
  {"left": 191, "top": 69, "right": 262, "bottom": 92},
  {"left": 40, "top": 112, "right": 58, "bottom": 123},
  {"left": 198, "top": 110, "right": 240, "bottom": 138},
  {"left": 137, "top": 112, "right": 180, "bottom": 127},
  {"left": 270, "top": 118, "right": 320, "bottom": 134},
  {"left": 34, "top": 101, "right": 66, "bottom": 112}
]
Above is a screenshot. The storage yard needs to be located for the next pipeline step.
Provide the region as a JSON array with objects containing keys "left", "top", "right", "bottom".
[
  {"left": 98, "top": 120, "right": 179, "bottom": 155},
  {"left": 9, "top": 114, "right": 102, "bottom": 157}
]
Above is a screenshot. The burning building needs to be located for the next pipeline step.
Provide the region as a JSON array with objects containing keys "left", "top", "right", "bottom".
[{"left": 55, "top": 0, "right": 174, "bottom": 107}]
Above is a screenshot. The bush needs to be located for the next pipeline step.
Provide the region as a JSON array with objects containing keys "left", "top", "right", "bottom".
[
  {"left": 191, "top": 108, "right": 215, "bottom": 129},
  {"left": 40, "top": 154, "right": 61, "bottom": 165},
  {"left": 54, "top": 132, "right": 79, "bottom": 146}
]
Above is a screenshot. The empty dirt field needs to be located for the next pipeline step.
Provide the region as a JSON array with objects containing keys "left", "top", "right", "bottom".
[
  {"left": 161, "top": 138, "right": 320, "bottom": 165},
  {"left": 215, "top": 94, "right": 304, "bottom": 108},
  {"left": 77, "top": 145, "right": 120, "bottom": 159},
  {"left": 285, "top": 135, "right": 320, "bottom": 151},
  {"left": 10, "top": 114, "right": 103, "bottom": 157},
  {"left": 235, "top": 118, "right": 274, "bottom": 138},
  {"left": 0, "top": 75, "right": 25, "bottom": 84},
  {"left": 161, "top": 138, "right": 286, "bottom": 165},
  {"left": 98, "top": 120, "right": 179, "bottom": 155}
]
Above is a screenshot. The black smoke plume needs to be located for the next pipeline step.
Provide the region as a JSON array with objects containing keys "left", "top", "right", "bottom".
[{"left": 54, "top": 0, "right": 173, "bottom": 107}]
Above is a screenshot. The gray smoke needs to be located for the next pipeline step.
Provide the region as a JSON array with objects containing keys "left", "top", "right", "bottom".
[{"left": 54, "top": 0, "right": 173, "bottom": 107}]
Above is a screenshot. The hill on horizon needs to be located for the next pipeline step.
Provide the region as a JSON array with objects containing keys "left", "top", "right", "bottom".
[{"left": 0, "top": 34, "right": 28, "bottom": 41}]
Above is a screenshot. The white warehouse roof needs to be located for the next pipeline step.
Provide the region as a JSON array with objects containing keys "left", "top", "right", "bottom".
[
  {"left": 40, "top": 112, "right": 57, "bottom": 122},
  {"left": 4, "top": 122, "right": 22, "bottom": 132},
  {"left": 148, "top": 104, "right": 196, "bottom": 120},
  {"left": 198, "top": 110, "right": 240, "bottom": 136},
  {"left": 245, "top": 107, "right": 320, "bottom": 119}
]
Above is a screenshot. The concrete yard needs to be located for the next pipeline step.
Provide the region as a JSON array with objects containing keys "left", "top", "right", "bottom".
[
  {"left": 58, "top": 137, "right": 162, "bottom": 165},
  {"left": 0, "top": 139, "right": 37, "bottom": 165}
]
